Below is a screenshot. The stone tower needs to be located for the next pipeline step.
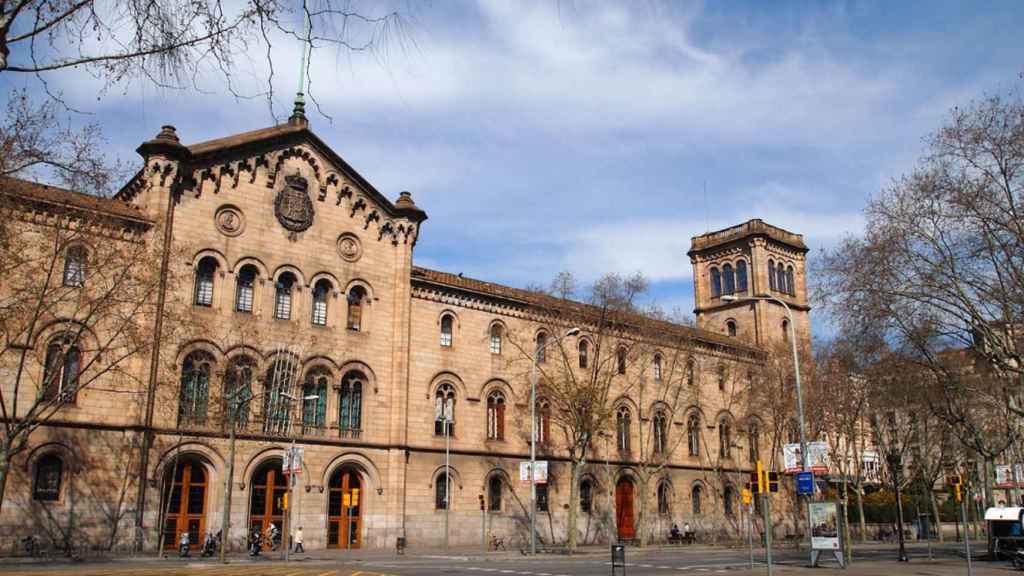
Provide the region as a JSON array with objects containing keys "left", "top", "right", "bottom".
[{"left": 688, "top": 219, "right": 811, "bottom": 349}]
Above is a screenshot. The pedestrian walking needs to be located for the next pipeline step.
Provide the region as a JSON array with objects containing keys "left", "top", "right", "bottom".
[
  {"left": 293, "top": 526, "right": 304, "bottom": 553},
  {"left": 178, "top": 531, "right": 190, "bottom": 557}
]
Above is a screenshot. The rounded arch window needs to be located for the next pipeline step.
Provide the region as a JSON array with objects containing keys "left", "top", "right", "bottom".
[
  {"left": 616, "top": 347, "right": 627, "bottom": 375},
  {"left": 488, "top": 474, "right": 503, "bottom": 512},
  {"left": 489, "top": 324, "right": 503, "bottom": 354},
  {"left": 235, "top": 264, "right": 259, "bottom": 312},
  {"left": 687, "top": 414, "right": 701, "bottom": 456},
  {"left": 768, "top": 260, "right": 777, "bottom": 292},
  {"left": 653, "top": 411, "right": 668, "bottom": 454},
  {"left": 224, "top": 355, "right": 255, "bottom": 429},
  {"left": 723, "top": 484, "right": 736, "bottom": 517},
  {"left": 486, "top": 390, "right": 506, "bottom": 440},
  {"left": 719, "top": 419, "right": 733, "bottom": 458},
  {"left": 736, "top": 260, "right": 748, "bottom": 293},
  {"left": 786, "top": 266, "right": 796, "bottom": 296},
  {"left": 710, "top": 267, "right": 722, "bottom": 297},
  {"left": 42, "top": 335, "right": 81, "bottom": 403},
  {"left": 339, "top": 370, "right": 365, "bottom": 435},
  {"left": 33, "top": 453, "right": 63, "bottom": 501},
  {"left": 578, "top": 339, "right": 589, "bottom": 369},
  {"left": 616, "top": 406, "right": 632, "bottom": 453},
  {"left": 653, "top": 354, "right": 663, "bottom": 380},
  {"left": 194, "top": 256, "right": 218, "bottom": 307},
  {"left": 657, "top": 481, "right": 671, "bottom": 515},
  {"left": 691, "top": 484, "right": 703, "bottom": 515},
  {"left": 301, "top": 367, "right": 330, "bottom": 429},
  {"left": 346, "top": 285, "right": 367, "bottom": 331},
  {"left": 440, "top": 314, "right": 454, "bottom": 347},
  {"left": 726, "top": 320, "right": 737, "bottom": 337},
  {"left": 178, "top": 350, "right": 213, "bottom": 426},
  {"left": 580, "top": 478, "right": 594, "bottom": 513},
  {"left": 722, "top": 263, "right": 735, "bottom": 295},
  {"left": 434, "top": 383, "right": 456, "bottom": 435},
  {"left": 535, "top": 332, "right": 548, "bottom": 363},
  {"left": 62, "top": 245, "right": 88, "bottom": 287},
  {"left": 311, "top": 279, "right": 332, "bottom": 326},
  {"left": 274, "top": 272, "right": 297, "bottom": 320}
]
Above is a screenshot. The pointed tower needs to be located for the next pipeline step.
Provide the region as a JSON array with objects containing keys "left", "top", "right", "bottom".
[{"left": 688, "top": 219, "right": 811, "bottom": 349}]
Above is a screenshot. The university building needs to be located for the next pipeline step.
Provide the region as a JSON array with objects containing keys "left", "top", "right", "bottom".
[{"left": 0, "top": 106, "right": 813, "bottom": 552}]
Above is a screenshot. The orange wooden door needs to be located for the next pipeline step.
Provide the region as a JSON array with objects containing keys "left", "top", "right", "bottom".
[
  {"left": 615, "top": 478, "right": 635, "bottom": 540},
  {"left": 162, "top": 461, "right": 207, "bottom": 550},
  {"left": 327, "top": 468, "right": 362, "bottom": 548},
  {"left": 249, "top": 461, "right": 286, "bottom": 549}
]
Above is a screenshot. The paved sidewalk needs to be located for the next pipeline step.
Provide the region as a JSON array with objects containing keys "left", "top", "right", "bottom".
[{"left": 726, "top": 558, "right": 1010, "bottom": 576}]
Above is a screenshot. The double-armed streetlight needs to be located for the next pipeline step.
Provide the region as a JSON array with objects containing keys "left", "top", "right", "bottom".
[
  {"left": 529, "top": 326, "right": 580, "bottom": 555},
  {"left": 279, "top": 392, "right": 319, "bottom": 561}
]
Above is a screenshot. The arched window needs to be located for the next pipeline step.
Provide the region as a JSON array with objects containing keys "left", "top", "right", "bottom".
[
  {"left": 686, "top": 359, "right": 695, "bottom": 387},
  {"left": 723, "top": 263, "right": 735, "bottom": 295},
  {"left": 536, "top": 399, "right": 551, "bottom": 445},
  {"left": 62, "top": 245, "right": 87, "bottom": 287},
  {"left": 193, "top": 257, "right": 217, "bottom": 307},
  {"left": 719, "top": 420, "right": 732, "bottom": 459},
  {"left": 777, "top": 264, "right": 788, "bottom": 295},
  {"left": 717, "top": 365, "right": 727, "bottom": 391},
  {"left": 178, "top": 351, "right": 213, "bottom": 426},
  {"left": 687, "top": 414, "right": 700, "bottom": 456},
  {"left": 786, "top": 266, "right": 796, "bottom": 296},
  {"left": 782, "top": 319, "right": 790, "bottom": 343},
  {"left": 42, "top": 336, "right": 80, "bottom": 403},
  {"left": 339, "top": 370, "right": 364, "bottom": 435},
  {"left": 33, "top": 454, "right": 63, "bottom": 501},
  {"left": 580, "top": 479, "right": 593, "bottom": 513},
  {"left": 657, "top": 481, "right": 671, "bottom": 515},
  {"left": 616, "top": 406, "right": 631, "bottom": 453},
  {"left": 710, "top": 267, "right": 722, "bottom": 297},
  {"left": 346, "top": 286, "right": 366, "bottom": 331},
  {"left": 489, "top": 324, "right": 502, "bottom": 354},
  {"left": 691, "top": 484, "right": 703, "bottom": 515},
  {"left": 486, "top": 391, "right": 506, "bottom": 440},
  {"left": 440, "top": 315, "right": 453, "bottom": 347},
  {"left": 653, "top": 412, "right": 668, "bottom": 454},
  {"left": 537, "top": 484, "right": 549, "bottom": 512},
  {"left": 535, "top": 332, "right": 547, "bottom": 363},
  {"left": 653, "top": 354, "right": 663, "bottom": 381},
  {"left": 434, "top": 383, "right": 455, "bottom": 436},
  {"left": 235, "top": 264, "right": 258, "bottom": 313},
  {"left": 748, "top": 422, "right": 760, "bottom": 464},
  {"left": 578, "top": 340, "right": 589, "bottom": 369},
  {"left": 617, "top": 347, "right": 627, "bottom": 375},
  {"left": 726, "top": 320, "right": 737, "bottom": 337},
  {"left": 736, "top": 260, "right": 748, "bottom": 293},
  {"left": 274, "top": 272, "right": 296, "bottom": 320},
  {"left": 435, "top": 471, "right": 451, "bottom": 510},
  {"left": 311, "top": 279, "right": 331, "bottom": 326},
  {"left": 768, "top": 260, "right": 777, "bottom": 292},
  {"left": 302, "top": 368, "right": 329, "bottom": 430},
  {"left": 488, "top": 475, "right": 503, "bottom": 512},
  {"left": 224, "top": 356, "right": 255, "bottom": 429},
  {"left": 262, "top": 357, "right": 298, "bottom": 435},
  {"left": 723, "top": 485, "right": 736, "bottom": 517}
]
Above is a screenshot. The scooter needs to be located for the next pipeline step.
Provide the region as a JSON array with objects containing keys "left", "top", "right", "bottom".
[
  {"left": 200, "top": 532, "right": 220, "bottom": 557},
  {"left": 1012, "top": 548, "right": 1024, "bottom": 569}
]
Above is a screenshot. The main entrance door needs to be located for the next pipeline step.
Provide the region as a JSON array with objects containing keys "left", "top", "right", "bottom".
[
  {"left": 327, "top": 467, "right": 362, "bottom": 548},
  {"left": 162, "top": 459, "right": 207, "bottom": 550},
  {"left": 249, "top": 459, "right": 286, "bottom": 548},
  {"left": 615, "top": 478, "right": 636, "bottom": 541}
]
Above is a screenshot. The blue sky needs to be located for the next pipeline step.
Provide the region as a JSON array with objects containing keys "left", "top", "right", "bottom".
[{"left": 4, "top": 1, "right": 1022, "bottom": 329}]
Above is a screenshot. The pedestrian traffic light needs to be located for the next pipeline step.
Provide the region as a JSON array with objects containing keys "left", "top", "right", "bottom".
[
  {"left": 479, "top": 494, "right": 485, "bottom": 511},
  {"left": 351, "top": 488, "right": 360, "bottom": 507},
  {"left": 283, "top": 493, "right": 288, "bottom": 510},
  {"left": 946, "top": 474, "right": 962, "bottom": 487},
  {"left": 767, "top": 471, "right": 779, "bottom": 493}
]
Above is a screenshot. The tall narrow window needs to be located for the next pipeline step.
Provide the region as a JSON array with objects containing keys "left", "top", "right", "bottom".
[
  {"left": 194, "top": 257, "right": 217, "bottom": 307},
  {"left": 786, "top": 266, "right": 796, "bottom": 296},
  {"left": 782, "top": 319, "right": 790, "bottom": 343},
  {"left": 488, "top": 475, "right": 503, "bottom": 512},
  {"left": 580, "top": 479, "right": 593, "bottom": 513},
  {"left": 434, "top": 383, "right": 455, "bottom": 436},
  {"left": 727, "top": 320, "right": 737, "bottom": 337},
  {"left": 710, "top": 267, "right": 722, "bottom": 297},
  {"left": 535, "top": 332, "right": 547, "bottom": 363},
  {"left": 687, "top": 414, "right": 701, "bottom": 456},
  {"left": 235, "top": 265, "right": 257, "bottom": 313},
  {"left": 777, "top": 264, "right": 788, "bottom": 295},
  {"left": 723, "top": 263, "right": 735, "bottom": 294},
  {"left": 686, "top": 359, "right": 695, "bottom": 387},
  {"left": 657, "top": 481, "right": 670, "bottom": 515},
  {"left": 435, "top": 472, "right": 450, "bottom": 510},
  {"left": 724, "top": 485, "right": 736, "bottom": 517},
  {"left": 274, "top": 272, "right": 296, "bottom": 320},
  {"left": 302, "top": 369, "right": 329, "bottom": 430},
  {"left": 578, "top": 340, "right": 589, "bottom": 369},
  {"left": 768, "top": 260, "right": 777, "bottom": 292},
  {"left": 616, "top": 406, "right": 631, "bottom": 453},
  {"left": 617, "top": 347, "right": 627, "bottom": 375},
  {"left": 486, "top": 391, "right": 506, "bottom": 440},
  {"left": 748, "top": 423, "right": 760, "bottom": 464},
  {"left": 346, "top": 286, "right": 366, "bottom": 331},
  {"left": 653, "top": 354, "right": 663, "bottom": 381},
  {"left": 489, "top": 324, "right": 502, "bottom": 354},
  {"left": 62, "top": 245, "right": 87, "bottom": 287},
  {"left": 311, "top": 279, "right": 330, "bottom": 326},
  {"left": 653, "top": 412, "right": 668, "bottom": 454},
  {"left": 719, "top": 420, "right": 732, "bottom": 459},
  {"left": 224, "top": 356, "right": 254, "bottom": 429},
  {"left": 691, "top": 484, "right": 703, "bottom": 515},
  {"left": 440, "top": 315, "right": 453, "bottom": 347},
  {"left": 536, "top": 399, "right": 551, "bottom": 445},
  {"left": 536, "top": 484, "right": 549, "bottom": 512},
  {"left": 178, "top": 351, "right": 213, "bottom": 426},
  {"left": 338, "top": 370, "right": 364, "bottom": 434},
  {"left": 718, "top": 365, "right": 727, "bottom": 391},
  {"left": 42, "top": 337, "right": 80, "bottom": 403},
  {"left": 33, "top": 454, "right": 63, "bottom": 501},
  {"left": 736, "top": 260, "right": 748, "bottom": 293},
  {"left": 262, "top": 358, "right": 298, "bottom": 435}
]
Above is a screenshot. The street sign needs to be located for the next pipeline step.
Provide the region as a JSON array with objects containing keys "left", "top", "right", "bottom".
[
  {"left": 520, "top": 461, "right": 548, "bottom": 485},
  {"left": 796, "top": 471, "right": 814, "bottom": 495},
  {"left": 284, "top": 447, "right": 304, "bottom": 475}
]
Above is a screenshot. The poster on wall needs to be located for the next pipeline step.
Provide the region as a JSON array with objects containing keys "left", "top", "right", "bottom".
[
  {"left": 783, "top": 442, "right": 830, "bottom": 473},
  {"left": 996, "top": 465, "right": 1014, "bottom": 488},
  {"left": 809, "top": 502, "right": 841, "bottom": 550}
]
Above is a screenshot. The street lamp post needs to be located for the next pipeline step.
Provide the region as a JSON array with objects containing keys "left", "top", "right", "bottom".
[
  {"left": 529, "top": 326, "right": 580, "bottom": 555},
  {"left": 279, "top": 392, "right": 319, "bottom": 562},
  {"left": 220, "top": 385, "right": 254, "bottom": 563},
  {"left": 887, "top": 452, "right": 909, "bottom": 562},
  {"left": 722, "top": 294, "right": 811, "bottom": 562}
]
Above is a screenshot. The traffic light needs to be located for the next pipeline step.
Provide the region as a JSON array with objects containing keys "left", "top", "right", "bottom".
[
  {"left": 479, "top": 494, "right": 485, "bottom": 511},
  {"left": 767, "top": 471, "right": 779, "bottom": 493},
  {"left": 954, "top": 484, "right": 962, "bottom": 503},
  {"left": 946, "top": 474, "right": 962, "bottom": 487},
  {"left": 756, "top": 461, "right": 766, "bottom": 494}
]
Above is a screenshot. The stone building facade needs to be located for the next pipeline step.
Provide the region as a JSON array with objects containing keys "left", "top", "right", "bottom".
[{"left": 0, "top": 110, "right": 812, "bottom": 552}]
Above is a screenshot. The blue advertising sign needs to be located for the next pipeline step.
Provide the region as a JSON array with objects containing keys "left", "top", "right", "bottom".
[{"left": 797, "top": 471, "right": 815, "bottom": 495}]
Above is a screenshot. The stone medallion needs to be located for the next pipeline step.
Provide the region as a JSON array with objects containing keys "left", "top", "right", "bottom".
[
  {"left": 274, "top": 173, "right": 315, "bottom": 232},
  {"left": 337, "top": 233, "right": 362, "bottom": 263},
  {"left": 214, "top": 205, "right": 245, "bottom": 237}
]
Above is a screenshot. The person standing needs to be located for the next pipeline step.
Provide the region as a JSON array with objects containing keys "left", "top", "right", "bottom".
[
  {"left": 178, "top": 531, "right": 190, "bottom": 557},
  {"left": 293, "top": 526, "right": 304, "bottom": 553}
]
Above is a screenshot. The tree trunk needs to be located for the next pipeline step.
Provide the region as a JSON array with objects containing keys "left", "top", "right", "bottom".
[
  {"left": 856, "top": 484, "right": 867, "bottom": 542},
  {"left": 567, "top": 460, "right": 580, "bottom": 552},
  {"left": 930, "top": 490, "right": 944, "bottom": 542},
  {"left": 0, "top": 456, "right": 9, "bottom": 519}
]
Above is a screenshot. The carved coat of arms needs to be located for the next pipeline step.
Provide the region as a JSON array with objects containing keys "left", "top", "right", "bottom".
[{"left": 275, "top": 173, "right": 314, "bottom": 232}]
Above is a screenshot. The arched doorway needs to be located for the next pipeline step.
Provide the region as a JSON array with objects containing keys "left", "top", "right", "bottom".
[
  {"left": 615, "top": 477, "right": 635, "bottom": 541},
  {"left": 161, "top": 457, "right": 207, "bottom": 550},
  {"left": 249, "top": 459, "right": 286, "bottom": 546},
  {"left": 327, "top": 467, "right": 362, "bottom": 548}
]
